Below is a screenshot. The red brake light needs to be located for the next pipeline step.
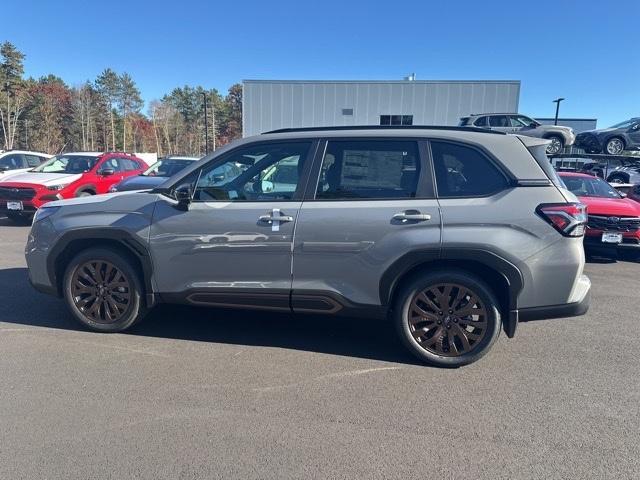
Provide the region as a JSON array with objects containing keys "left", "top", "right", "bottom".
[{"left": 537, "top": 203, "right": 587, "bottom": 237}]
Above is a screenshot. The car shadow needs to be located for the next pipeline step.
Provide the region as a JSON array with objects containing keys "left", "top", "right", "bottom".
[{"left": 0, "top": 267, "right": 419, "bottom": 365}]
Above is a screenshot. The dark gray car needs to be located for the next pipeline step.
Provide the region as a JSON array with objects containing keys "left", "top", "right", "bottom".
[
  {"left": 25, "top": 126, "right": 591, "bottom": 367},
  {"left": 110, "top": 156, "right": 199, "bottom": 192},
  {"left": 575, "top": 117, "right": 640, "bottom": 155}
]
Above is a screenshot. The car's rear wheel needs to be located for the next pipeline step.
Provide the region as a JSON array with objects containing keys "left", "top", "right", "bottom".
[
  {"left": 394, "top": 270, "right": 501, "bottom": 367},
  {"left": 63, "top": 247, "right": 146, "bottom": 332},
  {"left": 545, "top": 135, "right": 564, "bottom": 155},
  {"left": 605, "top": 137, "right": 625, "bottom": 155}
]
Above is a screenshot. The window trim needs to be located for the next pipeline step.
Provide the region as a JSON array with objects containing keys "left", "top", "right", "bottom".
[
  {"left": 303, "top": 137, "right": 436, "bottom": 202},
  {"left": 427, "top": 139, "right": 515, "bottom": 199},
  {"left": 168, "top": 139, "right": 320, "bottom": 203}
]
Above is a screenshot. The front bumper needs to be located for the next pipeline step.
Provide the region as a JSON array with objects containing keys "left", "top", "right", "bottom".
[
  {"left": 574, "top": 133, "right": 601, "bottom": 151},
  {"left": 584, "top": 235, "right": 640, "bottom": 251}
]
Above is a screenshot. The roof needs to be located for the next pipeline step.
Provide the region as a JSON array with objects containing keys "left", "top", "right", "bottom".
[
  {"left": 244, "top": 79, "right": 520, "bottom": 85},
  {"left": 263, "top": 125, "right": 505, "bottom": 135},
  {"left": 0, "top": 150, "right": 51, "bottom": 156}
]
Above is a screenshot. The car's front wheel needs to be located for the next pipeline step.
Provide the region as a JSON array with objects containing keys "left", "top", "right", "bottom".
[
  {"left": 608, "top": 173, "right": 628, "bottom": 184},
  {"left": 63, "top": 247, "right": 147, "bottom": 332},
  {"left": 605, "top": 137, "right": 625, "bottom": 155},
  {"left": 545, "top": 135, "right": 564, "bottom": 155},
  {"left": 394, "top": 270, "right": 501, "bottom": 367}
]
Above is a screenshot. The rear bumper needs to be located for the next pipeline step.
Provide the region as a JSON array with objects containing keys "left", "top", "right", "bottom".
[
  {"left": 518, "top": 290, "right": 591, "bottom": 321},
  {"left": 509, "top": 274, "right": 590, "bottom": 326}
]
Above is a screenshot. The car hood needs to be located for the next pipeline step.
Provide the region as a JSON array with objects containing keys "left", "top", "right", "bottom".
[
  {"left": 0, "top": 171, "right": 82, "bottom": 186},
  {"left": 117, "top": 175, "right": 166, "bottom": 191},
  {"left": 579, "top": 196, "right": 640, "bottom": 216},
  {"left": 580, "top": 127, "right": 618, "bottom": 136}
]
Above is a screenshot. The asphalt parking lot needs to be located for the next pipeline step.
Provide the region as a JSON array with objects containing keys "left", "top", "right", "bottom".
[{"left": 1, "top": 216, "right": 639, "bottom": 479}]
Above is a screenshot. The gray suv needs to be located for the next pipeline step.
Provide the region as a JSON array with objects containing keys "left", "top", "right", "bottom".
[
  {"left": 574, "top": 117, "right": 640, "bottom": 155},
  {"left": 25, "top": 126, "right": 591, "bottom": 367},
  {"left": 460, "top": 113, "right": 575, "bottom": 154}
]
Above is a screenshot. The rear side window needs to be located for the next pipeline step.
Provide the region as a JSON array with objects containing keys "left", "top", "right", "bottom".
[
  {"left": 315, "top": 140, "right": 420, "bottom": 200},
  {"left": 458, "top": 117, "right": 470, "bottom": 126},
  {"left": 473, "top": 116, "right": 488, "bottom": 127},
  {"left": 25, "top": 155, "right": 42, "bottom": 167},
  {"left": 121, "top": 158, "right": 141, "bottom": 170},
  {"left": 431, "top": 141, "right": 509, "bottom": 198}
]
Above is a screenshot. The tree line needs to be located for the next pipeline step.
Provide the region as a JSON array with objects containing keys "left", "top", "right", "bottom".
[{"left": 0, "top": 41, "right": 242, "bottom": 156}]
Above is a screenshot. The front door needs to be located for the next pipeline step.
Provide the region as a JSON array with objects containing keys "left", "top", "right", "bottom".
[
  {"left": 291, "top": 139, "right": 441, "bottom": 311},
  {"left": 149, "top": 141, "right": 315, "bottom": 309}
]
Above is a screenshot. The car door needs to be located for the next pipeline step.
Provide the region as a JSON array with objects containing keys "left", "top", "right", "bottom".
[
  {"left": 94, "top": 157, "right": 126, "bottom": 193},
  {"left": 291, "top": 138, "right": 441, "bottom": 311},
  {"left": 148, "top": 140, "right": 316, "bottom": 308}
]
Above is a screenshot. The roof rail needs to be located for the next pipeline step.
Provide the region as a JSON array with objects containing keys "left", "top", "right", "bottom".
[{"left": 262, "top": 125, "right": 505, "bottom": 135}]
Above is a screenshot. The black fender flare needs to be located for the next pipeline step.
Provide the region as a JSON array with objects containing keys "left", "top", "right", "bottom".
[
  {"left": 380, "top": 247, "right": 524, "bottom": 337},
  {"left": 46, "top": 228, "right": 156, "bottom": 306}
]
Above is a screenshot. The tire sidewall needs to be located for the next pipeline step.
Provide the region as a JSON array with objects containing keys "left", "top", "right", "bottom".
[
  {"left": 63, "top": 247, "right": 144, "bottom": 332},
  {"left": 394, "top": 270, "right": 501, "bottom": 367}
]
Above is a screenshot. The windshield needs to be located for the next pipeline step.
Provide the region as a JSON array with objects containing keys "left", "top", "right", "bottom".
[
  {"left": 33, "top": 155, "right": 98, "bottom": 174},
  {"left": 144, "top": 158, "right": 194, "bottom": 177},
  {"left": 610, "top": 119, "right": 638, "bottom": 129},
  {"left": 561, "top": 175, "right": 621, "bottom": 199}
]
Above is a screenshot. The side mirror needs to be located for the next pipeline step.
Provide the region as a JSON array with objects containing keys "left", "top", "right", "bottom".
[
  {"left": 99, "top": 168, "right": 115, "bottom": 176},
  {"left": 174, "top": 184, "right": 192, "bottom": 211},
  {"left": 529, "top": 122, "right": 538, "bottom": 128}
]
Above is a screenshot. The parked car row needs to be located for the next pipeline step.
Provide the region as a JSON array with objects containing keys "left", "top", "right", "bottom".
[
  {"left": 460, "top": 113, "right": 640, "bottom": 157},
  {"left": 0, "top": 152, "right": 199, "bottom": 223}
]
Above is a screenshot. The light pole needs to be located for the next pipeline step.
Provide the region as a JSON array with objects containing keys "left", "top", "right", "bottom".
[
  {"left": 553, "top": 98, "right": 565, "bottom": 125},
  {"left": 203, "top": 92, "right": 209, "bottom": 155}
]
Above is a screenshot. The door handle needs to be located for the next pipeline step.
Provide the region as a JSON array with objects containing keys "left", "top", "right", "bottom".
[
  {"left": 258, "top": 210, "right": 294, "bottom": 223},
  {"left": 393, "top": 211, "right": 431, "bottom": 222}
]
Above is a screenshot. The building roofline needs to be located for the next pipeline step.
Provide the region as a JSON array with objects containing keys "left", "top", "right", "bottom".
[
  {"left": 243, "top": 79, "right": 521, "bottom": 85},
  {"left": 535, "top": 117, "right": 598, "bottom": 121}
]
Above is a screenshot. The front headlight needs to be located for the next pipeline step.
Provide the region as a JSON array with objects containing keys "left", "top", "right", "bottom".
[
  {"left": 109, "top": 184, "right": 120, "bottom": 193},
  {"left": 33, "top": 206, "right": 60, "bottom": 223},
  {"left": 46, "top": 183, "right": 69, "bottom": 191}
]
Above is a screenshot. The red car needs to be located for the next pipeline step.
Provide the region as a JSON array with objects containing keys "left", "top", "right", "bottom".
[
  {"left": 0, "top": 152, "right": 146, "bottom": 223},
  {"left": 559, "top": 172, "right": 640, "bottom": 255}
]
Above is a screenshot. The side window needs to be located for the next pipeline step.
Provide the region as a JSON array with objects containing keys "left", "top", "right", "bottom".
[
  {"left": 474, "top": 116, "right": 488, "bottom": 127},
  {"left": 121, "top": 158, "right": 140, "bottom": 171},
  {"left": 192, "top": 142, "right": 312, "bottom": 202},
  {"left": 315, "top": 140, "right": 420, "bottom": 200},
  {"left": 0, "top": 154, "right": 25, "bottom": 169},
  {"left": 431, "top": 141, "right": 510, "bottom": 198},
  {"left": 25, "top": 155, "right": 42, "bottom": 167},
  {"left": 509, "top": 116, "right": 527, "bottom": 128},
  {"left": 99, "top": 158, "right": 123, "bottom": 172},
  {"left": 488, "top": 115, "right": 509, "bottom": 127}
]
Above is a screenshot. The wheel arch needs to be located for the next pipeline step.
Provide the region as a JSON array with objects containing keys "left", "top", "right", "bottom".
[
  {"left": 75, "top": 183, "right": 97, "bottom": 196},
  {"left": 381, "top": 248, "right": 524, "bottom": 338},
  {"left": 47, "top": 229, "right": 156, "bottom": 307}
]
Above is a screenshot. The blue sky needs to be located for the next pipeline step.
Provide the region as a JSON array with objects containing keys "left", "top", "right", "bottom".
[{"left": 4, "top": 0, "right": 639, "bottom": 126}]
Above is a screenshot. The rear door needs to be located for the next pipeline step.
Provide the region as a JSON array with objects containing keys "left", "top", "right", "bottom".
[{"left": 291, "top": 138, "right": 441, "bottom": 310}]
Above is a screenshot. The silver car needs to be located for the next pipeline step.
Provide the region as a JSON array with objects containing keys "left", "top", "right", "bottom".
[
  {"left": 25, "top": 126, "right": 590, "bottom": 367},
  {"left": 460, "top": 113, "right": 575, "bottom": 154}
]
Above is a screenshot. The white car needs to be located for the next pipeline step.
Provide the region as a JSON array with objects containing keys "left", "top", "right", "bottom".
[{"left": 0, "top": 150, "right": 52, "bottom": 180}]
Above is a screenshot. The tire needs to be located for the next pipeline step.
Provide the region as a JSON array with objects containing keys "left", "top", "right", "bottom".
[
  {"left": 393, "top": 270, "right": 501, "bottom": 367},
  {"left": 63, "top": 247, "right": 147, "bottom": 332},
  {"left": 545, "top": 135, "right": 564, "bottom": 155},
  {"left": 6, "top": 211, "right": 33, "bottom": 224},
  {"left": 76, "top": 191, "right": 94, "bottom": 197},
  {"left": 605, "top": 137, "right": 625, "bottom": 155},
  {"left": 608, "top": 173, "right": 628, "bottom": 184}
]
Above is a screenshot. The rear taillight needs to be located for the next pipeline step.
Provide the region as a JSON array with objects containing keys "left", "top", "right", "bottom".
[{"left": 536, "top": 203, "right": 587, "bottom": 237}]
